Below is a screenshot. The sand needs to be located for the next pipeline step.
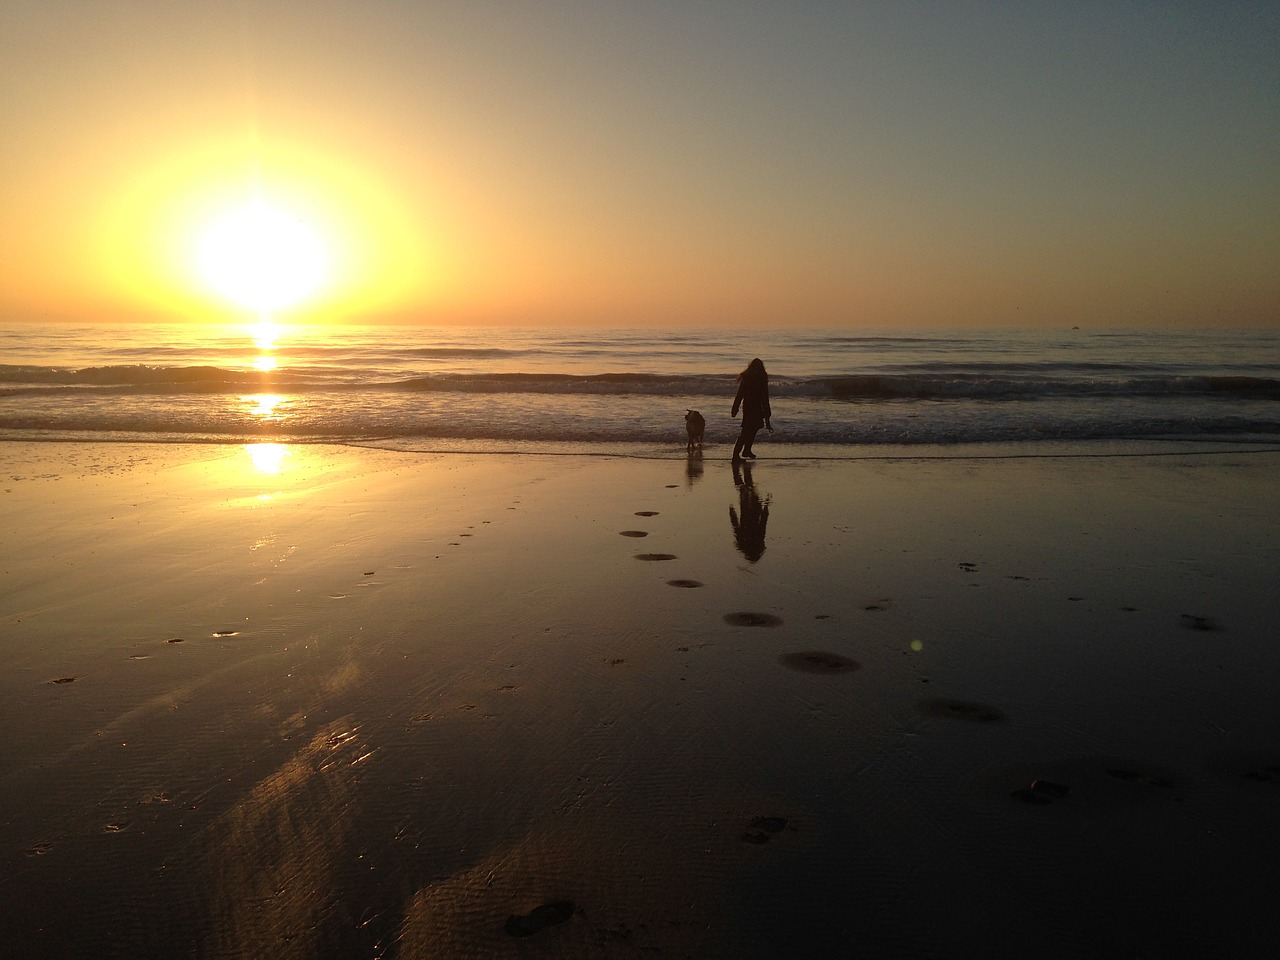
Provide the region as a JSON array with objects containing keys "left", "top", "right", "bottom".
[{"left": 2, "top": 440, "right": 1279, "bottom": 958}]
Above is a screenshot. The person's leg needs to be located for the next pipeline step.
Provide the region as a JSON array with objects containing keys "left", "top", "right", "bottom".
[
  {"left": 741, "top": 425, "right": 759, "bottom": 457},
  {"left": 732, "top": 429, "right": 746, "bottom": 460}
]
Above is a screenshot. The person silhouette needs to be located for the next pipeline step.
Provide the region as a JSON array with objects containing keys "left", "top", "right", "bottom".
[
  {"left": 731, "top": 358, "right": 771, "bottom": 461},
  {"left": 730, "top": 460, "right": 770, "bottom": 562}
]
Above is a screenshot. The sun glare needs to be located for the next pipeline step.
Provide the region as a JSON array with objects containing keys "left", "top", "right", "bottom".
[
  {"left": 246, "top": 442, "right": 290, "bottom": 475},
  {"left": 195, "top": 199, "right": 331, "bottom": 313}
]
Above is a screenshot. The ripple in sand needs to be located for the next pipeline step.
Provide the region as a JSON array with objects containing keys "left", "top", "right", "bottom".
[
  {"left": 1010, "top": 779, "right": 1071, "bottom": 805},
  {"left": 619, "top": 530, "right": 649, "bottom": 537},
  {"left": 920, "top": 697, "right": 1008, "bottom": 723},
  {"left": 989, "top": 757, "right": 1181, "bottom": 812},
  {"left": 724, "top": 611, "right": 783, "bottom": 627},
  {"left": 666, "top": 579, "right": 703, "bottom": 588},
  {"left": 779, "top": 651, "right": 861, "bottom": 674},
  {"left": 505, "top": 900, "right": 575, "bottom": 937},
  {"left": 635, "top": 510, "right": 659, "bottom": 516},
  {"left": 635, "top": 553, "right": 677, "bottom": 561},
  {"left": 1106, "top": 767, "right": 1174, "bottom": 788},
  {"left": 1206, "top": 751, "right": 1280, "bottom": 786}
]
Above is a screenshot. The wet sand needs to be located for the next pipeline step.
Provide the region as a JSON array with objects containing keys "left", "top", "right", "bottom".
[{"left": 2, "top": 440, "right": 1279, "bottom": 958}]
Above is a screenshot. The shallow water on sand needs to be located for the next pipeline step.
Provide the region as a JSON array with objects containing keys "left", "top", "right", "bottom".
[{"left": 2, "top": 443, "right": 1279, "bottom": 958}]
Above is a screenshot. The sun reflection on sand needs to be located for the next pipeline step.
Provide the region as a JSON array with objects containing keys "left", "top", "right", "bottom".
[{"left": 246, "top": 442, "right": 290, "bottom": 476}]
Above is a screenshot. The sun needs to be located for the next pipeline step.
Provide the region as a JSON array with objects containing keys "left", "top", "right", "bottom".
[{"left": 194, "top": 198, "right": 331, "bottom": 314}]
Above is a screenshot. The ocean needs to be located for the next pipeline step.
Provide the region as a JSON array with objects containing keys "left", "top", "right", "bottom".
[{"left": 2, "top": 323, "right": 1278, "bottom": 455}]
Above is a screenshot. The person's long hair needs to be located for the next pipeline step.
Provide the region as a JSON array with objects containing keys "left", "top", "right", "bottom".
[{"left": 739, "top": 357, "right": 767, "bottom": 383}]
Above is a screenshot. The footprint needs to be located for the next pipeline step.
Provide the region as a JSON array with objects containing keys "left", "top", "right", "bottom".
[
  {"left": 740, "top": 816, "right": 789, "bottom": 844},
  {"left": 50, "top": 677, "right": 77, "bottom": 685},
  {"left": 666, "top": 579, "right": 703, "bottom": 588},
  {"left": 505, "top": 900, "right": 575, "bottom": 937},
  {"left": 619, "top": 530, "right": 649, "bottom": 538},
  {"left": 724, "top": 612, "right": 783, "bottom": 628},
  {"left": 634, "top": 511, "right": 659, "bottom": 517},
  {"left": 635, "top": 553, "right": 677, "bottom": 561},
  {"left": 1180, "top": 613, "right": 1220, "bottom": 632},
  {"left": 778, "top": 651, "right": 860, "bottom": 674},
  {"left": 919, "top": 697, "right": 1008, "bottom": 723}
]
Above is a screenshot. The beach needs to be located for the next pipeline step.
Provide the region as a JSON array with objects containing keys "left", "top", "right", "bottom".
[{"left": 3, "top": 440, "right": 1279, "bottom": 958}]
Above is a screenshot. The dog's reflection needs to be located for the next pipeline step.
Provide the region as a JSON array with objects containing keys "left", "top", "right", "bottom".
[
  {"left": 730, "top": 460, "right": 770, "bottom": 563},
  {"left": 685, "top": 449, "right": 704, "bottom": 487}
]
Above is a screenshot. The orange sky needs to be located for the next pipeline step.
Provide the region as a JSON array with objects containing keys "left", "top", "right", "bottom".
[{"left": 2, "top": 1, "right": 1277, "bottom": 328}]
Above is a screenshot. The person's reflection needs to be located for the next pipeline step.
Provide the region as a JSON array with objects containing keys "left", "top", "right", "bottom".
[
  {"left": 730, "top": 461, "right": 770, "bottom": 562},
  {"left": 685, "top": 449, "right": 704, "bottom": 487}
]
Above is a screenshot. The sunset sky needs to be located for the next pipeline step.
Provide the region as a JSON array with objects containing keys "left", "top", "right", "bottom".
[{"left": 2, "top": 1, "right": 1277, "bottom": 328}]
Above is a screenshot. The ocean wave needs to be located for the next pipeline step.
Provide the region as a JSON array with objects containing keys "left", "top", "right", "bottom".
[
  {"left": 4, "top": 362, "right": 1279, "bottom": 403},
  {"left": 821, "top": 374, "right": 1280, "bottom": 401},
  {"left": 0, "top": 364, "right": 320, "bottom": 393},
  {"left": 4, "top": 403, "right": 1278, "bottom": 446}
]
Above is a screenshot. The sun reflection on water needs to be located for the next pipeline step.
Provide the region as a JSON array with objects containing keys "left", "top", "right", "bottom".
[
  {"left": 248, "top": 319, "right": 282, "bottom": 373},
  {"left": 250, "top": 319, "right": 280, "bottom": 351},
  {"left": 246, "top": 393, "right": 285, "bottom": 420}
]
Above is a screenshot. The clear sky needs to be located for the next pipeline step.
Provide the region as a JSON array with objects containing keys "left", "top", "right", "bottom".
[{"left": 2, "top": 1, "right": 1277, "bottom": 328}]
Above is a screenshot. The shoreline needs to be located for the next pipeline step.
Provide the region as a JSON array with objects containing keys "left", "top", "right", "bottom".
[
  {"left": 3, "top": 441, "right": 1279, "bottom": 957},
  {"left": 5, "top": 432, "right": 1280, "bottom": 460}
]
